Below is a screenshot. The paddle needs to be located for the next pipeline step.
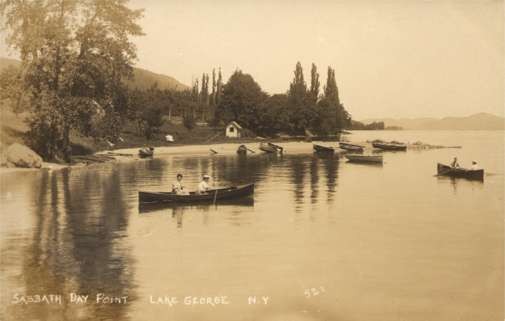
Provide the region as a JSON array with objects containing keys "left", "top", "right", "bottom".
[
  {"left": 213, "top": 189, "right": 218, "bottom": 205},
  {"left": 246, "top": 147, "right": 256, "bottom": 154}
]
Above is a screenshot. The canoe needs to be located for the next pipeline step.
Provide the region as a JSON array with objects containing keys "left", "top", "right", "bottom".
[
  {"left": 259, "top": 142, "right": 283, "bottom": 154},
  {"left": 139, "top": 183, "right": 255, "bottom": 205},
  {"left": 339, "top": 142, "right": 364, "bottom": 153},
  {"left": 139, "top": 197, "right": 255, "bottom": 213},
  {"left": 138, "top": 147, "right": 154, "bottom": 158},
  {"left": 372, "top": 142, "right": 407, "bottom": 151},
  {"left": 237, "top": 145, "right": 248, "bottom": 155},
  {"left": 313, "top": 144, "right": 334, "bottom": 154},
  {"left": 345, "top": 154, "right": 383, "bottom": 164},
  {"left": 437, "top": 163, "right": 484, "bottom": 181}
]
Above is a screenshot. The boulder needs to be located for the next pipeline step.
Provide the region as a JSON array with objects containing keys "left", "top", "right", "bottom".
[{"left": 5, "top": 143, "right": 43, "bottom": 168}]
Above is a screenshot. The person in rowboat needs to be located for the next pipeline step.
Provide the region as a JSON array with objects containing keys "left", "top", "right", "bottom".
[
  {"left": 172, "top": 173, "right": 189, "bottom": 195},
  {"left": 198, "top": 174, "right": 211, "bottom": 194},
  {"left": 450, "top": 157, "right": 459, "bottom": 168}
]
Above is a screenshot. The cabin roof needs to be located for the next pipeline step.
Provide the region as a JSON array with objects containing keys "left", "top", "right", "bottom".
[{"left": 227, "top": 121, "right": 243, "bottom": 130}]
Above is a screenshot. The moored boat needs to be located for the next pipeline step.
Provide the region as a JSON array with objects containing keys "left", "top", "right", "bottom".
[
  {"left": 372, "top": 141, "right": 407, "bottom": 151},
  {"left": 437, "top": 163, "right": 484, "bottom": 181},
  {"left": 313, "top": 144, "right": 335, "bottom": 154},
  {"left": 259, "top": 142, "right": 284, "bottom": 154},
  {"left": 345, "top": 154, "right": 383, "bottom": 164},
  {"left": 237, "top": 145, "right": 248, "bottom": 155},
  {"left": 138, "top": 147, "right": 154, "bottom": 158},
  {"left": 339, "top": 142, "right": 364, "bottom": 153},
  {"left": 139, "top": 183, "right": 255, "bottom": 206}
]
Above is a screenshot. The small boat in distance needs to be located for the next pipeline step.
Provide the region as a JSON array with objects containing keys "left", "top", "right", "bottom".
[
  {"left": 313, "top": 144, "right": 335, "bottom": 154},
  {"left": 259, "top": 142, "right": 284, "bottom": 154},
  {"left": 345, "top": 154, "right": 383, "bottom": 164},
  {"left": 372, "top": 141, "right": 407, "bottom": 151},
  {"left": 237, "top": 145, "right": 247, "bottom": 155},
  {"left": 339, "top": 142, "right": 364, "bottom": 153},
  {"left": 138, "top": 147, "right": 154, "bottom": 158},
  {"left": 139, "top": 183, "right": 255, "bottom": 206},
  {"left": 437, "top": 163, "right": 484, "bottom": 181}
]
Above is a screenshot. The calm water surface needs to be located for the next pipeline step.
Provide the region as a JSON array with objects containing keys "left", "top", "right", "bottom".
[{"left": 1, "top": 131, "right": 503, "bottom": 321}]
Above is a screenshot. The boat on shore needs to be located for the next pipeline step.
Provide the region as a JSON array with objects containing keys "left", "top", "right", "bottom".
[
  {"left": 138, "top": 147, "right": 154, "bottom": 158},
  {"left": 345, "top": 154, "right": 383, "bottom": 164},
  {"left": 437, "top": 163, "right": 484, "bottom": 181},
  {"left": 259, "top": 142, "right": 284, "bottom": 154},
  {"left": 339, "top": 142, "right": 364, "bottom": 153},
  {"left": 237, "top": 145, "right": 248, "bottom": 155},
  {"left": 313, "top": 144, "right": 335, "bottom": 154},
  {"left": 139, "top": 183, "right": 255, "bottom": 206},
  {"left": 372, "top": 141, "right": 407, "bottom": 151}
]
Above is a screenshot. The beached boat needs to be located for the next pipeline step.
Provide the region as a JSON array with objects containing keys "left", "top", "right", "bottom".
[
  {"left": 138, "top": 147, "right": 154, "bottom": 158},
  {"left": 372, "top": 141, "right": 407, "bottom": 151},
  {"left": 345, "top": 154, "right": 383, "bottom": 164},
  {"left": 139, "top": 183, "right": 255, "bottom": 205},
  {"left": 237, "top": 145, "right": 248, "bottom": 155},
  {"left": 339, "top": 142, "right": 364, "bottom": 153},
  {"left": 313, "top": 144, "right": 335, "bottom": 154},
  {"left": 259, "top": 142, "right": 283, "bottom": 154},
  {"left": 437, "top": 163, "right": 484, "bottom": 181}
]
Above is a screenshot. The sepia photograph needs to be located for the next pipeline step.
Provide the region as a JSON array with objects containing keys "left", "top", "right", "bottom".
[{"left": 0, "top": 0, "right": 503, "bottom": 320}]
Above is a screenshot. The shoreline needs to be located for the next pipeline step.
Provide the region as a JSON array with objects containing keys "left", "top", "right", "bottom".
[{"left": 0, "top": 134, "right": 461, "bottom": 175}]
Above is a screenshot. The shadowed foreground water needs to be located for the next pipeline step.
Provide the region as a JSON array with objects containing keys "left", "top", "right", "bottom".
[{"left": 0, "top": 131, "right": 503, "bottom": 321}]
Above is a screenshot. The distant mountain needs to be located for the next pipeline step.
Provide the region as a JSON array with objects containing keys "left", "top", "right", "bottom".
[
  {"left": 0, "top": 57, "right": 188, "bottom": 91},
  {"left": 362, "top": 113, "right": 504, "bottom": 130},
  {"left": 128, "top": 67, "right": 188, "bottom": 91}
]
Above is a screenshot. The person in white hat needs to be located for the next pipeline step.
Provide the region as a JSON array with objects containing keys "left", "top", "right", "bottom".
[{"left": 198, "top": 174, "right": 211, "bottom": 194}]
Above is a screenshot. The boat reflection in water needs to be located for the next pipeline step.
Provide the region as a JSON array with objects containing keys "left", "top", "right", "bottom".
[{"left": 139, "top": 198, "right": 255, "bottom": 228}]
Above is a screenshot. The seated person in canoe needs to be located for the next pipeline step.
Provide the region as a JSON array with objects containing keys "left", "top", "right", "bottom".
[
  {"left": 450, "top": 157, "right": 459, "bottom": 168},
  {"left": 198, "top": 174, "right": 211, "bottom": 194},
  {"left": 172, "top": 173, "right": 189, "bottom": 195}
]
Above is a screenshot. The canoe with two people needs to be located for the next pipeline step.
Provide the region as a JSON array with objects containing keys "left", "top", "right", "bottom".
[
  {"left": 437, "top": 157, "right": 484, "bottom": 181},
  {"left": 139, "top": 174, "right": 255, "bottom": 206}
]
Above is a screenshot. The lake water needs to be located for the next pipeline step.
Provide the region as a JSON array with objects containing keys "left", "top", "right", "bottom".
[{"left": 1, "top": 130, "right": 503, "bottom": 321}]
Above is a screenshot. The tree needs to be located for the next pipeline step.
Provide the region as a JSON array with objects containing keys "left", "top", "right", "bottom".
[
  {"left": 286, "top": 62, "right": 313, "bottom": 135},
  {"left": 288, "top": 61, "right": 307, "bottom": 108},
  {"left": 215, "top": 68, "right": 223, "bottom": 106},
  {"left": 0, "top": 0, "right": 144, "bottom": 161},
  {"left": 215, "top": 70, "right": 267, "bottom": 130},
  {"left": 309, "top": 63, "right": 320, "bottom": 105},
  {"left": 318, "top": 66, "right": 351, "bottom": 133},
  {"left": 0, "top": 65, "right": 28, "bottom": 114}
]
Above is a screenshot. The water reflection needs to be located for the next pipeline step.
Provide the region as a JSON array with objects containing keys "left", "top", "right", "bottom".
[{"left": 5, "top": 168, "right": 136, "bottom": 321}]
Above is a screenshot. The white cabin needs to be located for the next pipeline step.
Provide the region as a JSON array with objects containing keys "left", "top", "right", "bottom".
[{"left": 225, "top": 121, "right": 243, "bottom": 138}]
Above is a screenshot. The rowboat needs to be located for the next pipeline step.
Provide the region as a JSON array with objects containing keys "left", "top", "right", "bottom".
[
  {"left": 237, "top": 145, "right": 248, "bottom": 155},
  {"left": 138, "top": 147, "right": 154, "bottom": 158},
  {"left": 139, "top": 183, "right": 255, "bottom": 205},
  {"left": 339, "top": 142, "right": 364, "bottom": 153},
  {"left": 259, "top": 142, "right": 283, "bottom": 154},
  {"left": 313, "top": 144, "right": 334, "bottom": 154},
  {"left": 345, "top": 154, "right": 383, "bottom": 164},
  {"left": 372, "top": 141, "right": 407, "bottom": 151},
  {"left": 437, "top": 163, "right": 484, "bottom": 181}
]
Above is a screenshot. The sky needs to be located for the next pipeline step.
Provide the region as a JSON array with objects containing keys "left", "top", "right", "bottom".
[{"left": 1, "top": 0, "right": 503, "bottom": 119}]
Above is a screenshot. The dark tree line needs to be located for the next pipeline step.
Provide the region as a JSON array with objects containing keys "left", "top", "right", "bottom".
[{"left": 214, "top": 62, "right": 352, "bottom": 137}]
